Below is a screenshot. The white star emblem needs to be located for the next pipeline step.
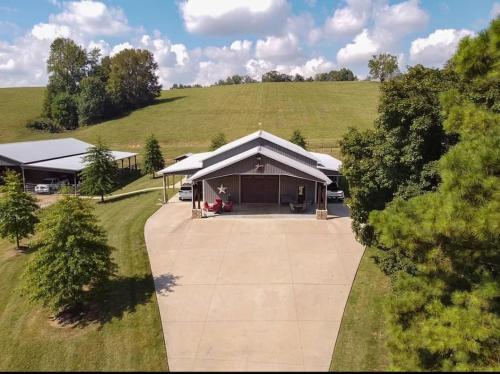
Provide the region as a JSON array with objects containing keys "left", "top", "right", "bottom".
[{"left": 217, "top": 184, "right": 227, "bottom": 194}]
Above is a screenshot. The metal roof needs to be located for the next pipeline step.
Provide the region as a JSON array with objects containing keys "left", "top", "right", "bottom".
[
  {"left": 310, "top": 152, "right": 342, "bottom": 172},
  {"left": 158, "top": 152, "right": 211, "bottom": 174},
  {"left": 205, "top": 130, "right": 318, "bottom": 164},
  {"left": 23, "top": 151, "right": 137, "bottom": 172},
  {"left": 0, "top": 138, "right": 93, "bottom": 164},
  {"left": 188, "top": 146, "right": 331, "bottom": 184}
]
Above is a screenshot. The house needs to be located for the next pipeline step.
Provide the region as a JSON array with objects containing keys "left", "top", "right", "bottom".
[
  {"left": 158, "top": 130, "right": 342, "bottom": 219},
  {"left": 0, "top": 138, "right": 137, "bottom": 191}
]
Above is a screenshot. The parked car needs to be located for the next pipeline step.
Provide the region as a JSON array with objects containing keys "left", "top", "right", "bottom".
[
  {"left": 178, "top": 183, "right": 193, "bottom": 201},
  {"left": 34, "top": 177, "right": 68, "bottom": 194},
  {"left": 327, "top": 183, "right": 344, "bottom": 202}
]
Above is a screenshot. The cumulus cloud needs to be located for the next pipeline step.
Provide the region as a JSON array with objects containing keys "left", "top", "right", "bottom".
[
  {"left": 324, "top": 0, "right": 371, "bottom": 37},
  {"left": 180, "top": 0, "right": 290, "bottom": 36},
  {"left": 409, "top": 28, "right": 474, "bottom": 67},
  {"left": 255, "top": 33, "right": 301, "bottom": 62},
  {"left": 336, "top": 29, "right": 379, "bottom": 65},
  {"left": 49, "top": 0, "right": 130, "bottom": 36},
  {"left": 332, "top": 0, "right": 428, "bottom": 68}
]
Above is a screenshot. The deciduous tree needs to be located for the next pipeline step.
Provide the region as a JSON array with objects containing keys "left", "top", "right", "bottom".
[
  {"left": 210, "top": 132, "right": 227, "bottom": 151},
  {"left": 368, "top": 53, "right": 399, "bottom": 82},
  {"left": 0, "top": 171, "right": 39, "bottom": 249},
  {"left": 290, "top": 129, "right": 307, "bottom": 149},
  {"left": 21, "top": 195, "right": 113, "bottom": 313}
]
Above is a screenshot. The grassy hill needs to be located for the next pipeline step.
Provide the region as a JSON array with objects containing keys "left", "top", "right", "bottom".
[{"left": 0, "top": 82, "right": 379, "bottom": 159}]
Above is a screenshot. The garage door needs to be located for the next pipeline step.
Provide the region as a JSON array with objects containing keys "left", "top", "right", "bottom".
[{"left": 241, "top": 175, "right": 279, "bottom": 203}]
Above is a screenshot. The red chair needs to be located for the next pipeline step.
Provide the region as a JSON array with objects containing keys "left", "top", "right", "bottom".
[
  {"left": 223, "top": 200, "right": 234, "bottom": 212},
  {"left": 204, "top": 198, "right": 223, "bottom": 212}
]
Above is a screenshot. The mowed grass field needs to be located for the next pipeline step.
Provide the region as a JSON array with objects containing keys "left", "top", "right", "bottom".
[
  {"left": 0, "top": 191, "right": 171, "bottom": 371},
  {"left": 0, "top": 82, "right": 379, "bottom": 160}
]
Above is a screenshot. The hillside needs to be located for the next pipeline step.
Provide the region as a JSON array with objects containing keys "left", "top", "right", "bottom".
[{"left": 0, "top": 82, "right": 380, "bottom": 159}]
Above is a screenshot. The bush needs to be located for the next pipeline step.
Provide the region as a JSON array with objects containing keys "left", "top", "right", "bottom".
[
  {"left": 26, "top": 117, "right": 62, "bottom": 133},
  {"left": 50, "top": 92, "right": 78, "bottom": 130}
]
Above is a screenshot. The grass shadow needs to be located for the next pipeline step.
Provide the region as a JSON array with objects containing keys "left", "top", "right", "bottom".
[{"left": 57, "top": 273, "right": 161, "bottom": 329}]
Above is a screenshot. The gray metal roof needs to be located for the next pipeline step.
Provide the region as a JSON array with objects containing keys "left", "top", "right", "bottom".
[
  {"left": 188, "top": 146, "right": 331, "bottom": 184},
  {"left": 23, "top": 151, "right": 137, "bottom": 172},
  {"left": 310, "top": 152, "right": 342, "bottom": 172},
  {"left": 0, "top": 138, "right": 93, "bottom": 164}
]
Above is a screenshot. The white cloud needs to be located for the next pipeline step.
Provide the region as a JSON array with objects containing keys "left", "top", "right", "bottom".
[
  {"left": 491, "top": 2, "right": 500, "bottom": 19},
  {"left": 255, "top": 33, "right": 301, "bottom": 62},
  {"left": 179, "top": 0, "right": 289, "bottom": 35},
  {"left": 110, "top": 42, "right": 133, "bottom": 56},
  {"left": 49, "top": 0, "right": 130, "bottom": 36},
  {"left": 409, "top": 28, "right": 475, "bottom": 67},
  {"left": 374, "top": 0, "right": 429, "bottom": 39},
  {"left": 336, "top": 29, "right": 379, "bottom": 65},
  {"left": 288, "top": 57, "right": 335, "bottom": 78},
  {"left": 324, "top": 0, "right": 371, "bottom": 37},
  {"left": 31, "top": 23, "right": 71, "bottom": 40}
]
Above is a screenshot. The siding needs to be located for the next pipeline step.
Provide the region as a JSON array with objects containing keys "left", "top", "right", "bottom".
[
  {"left": 203, "top": 138, "right": 317, "bottom": 168},
  {"left": 280, "top": 175, "right": 316, "bottom": 204},
  {"left": 204, "top": 175, "right": 240, "bottom": 203},
  {"left": 201, "top": 154, "right": 325, "bottom": 183}
]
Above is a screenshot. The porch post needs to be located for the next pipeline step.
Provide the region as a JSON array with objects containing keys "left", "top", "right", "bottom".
[
  {"left": 324, "top": 183, "right": 327, "bottom": 210},
  {"left": 192, "top": 183, "right": 196, "bottom": 209},
  {"left": 238, "top": 175, "right": 241, "bottom": 204},
  {"left": 74, "top": 173, "right": 77, "bottom": 196},
  {"left": 162, "top": 174, "right": 167, "bottom": 204},
  {"left": 278, "top": 174, "right": 281, "bottom": 204},
  {"left": 134, "top": 155, "right": 137, "bottom": 170},
  {"left": 314, "top": 181, "right": 317, "bottom": 205},
  {"left": 197, "top": 182, "right": 201, "bottom": 209},
  {"left": 21, "top": 167, "right": 26, "bottom": 192}
]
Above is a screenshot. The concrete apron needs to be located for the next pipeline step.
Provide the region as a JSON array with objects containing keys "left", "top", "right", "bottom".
[{"left": 145, "top": 201, "right": 364, "bottom": 372}]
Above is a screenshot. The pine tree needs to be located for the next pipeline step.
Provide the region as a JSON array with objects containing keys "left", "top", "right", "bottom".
[
  {"left": 21, "top": 195, "right": 113, "bottom": 313},
  {"left": 210, "top": 132, "right": 227, "bottom": 151},
  {"left": 0, "top": 171, "right": 39, "bottom": 249},
  {"left": 142, "top": 134, "right": 165, "bottom": 178},
  {"left": 80, "top": 139, "right": 117, "bottom": 202},
  {"left": 289, "top": 129, "right": 307, "bottom": 149},
  {"left": 369, "top": 18, "right": 500, "bottom": 371}
]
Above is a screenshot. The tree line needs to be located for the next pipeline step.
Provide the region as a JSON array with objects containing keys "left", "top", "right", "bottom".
[
  {"left": 341, "top": 18, "right": 499, "bottom": 371},
  {"left": 29, "top": 38, "right": 161, "bottom": 132}
]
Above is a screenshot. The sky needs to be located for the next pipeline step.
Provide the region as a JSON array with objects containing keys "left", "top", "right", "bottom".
[{"left": 0, "top": 0, "right": 498, "bottom": 88}]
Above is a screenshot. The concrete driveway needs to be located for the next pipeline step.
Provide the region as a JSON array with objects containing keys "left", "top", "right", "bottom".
[{"left": 145, "top": 202, "right": 364, "bottom": 372}]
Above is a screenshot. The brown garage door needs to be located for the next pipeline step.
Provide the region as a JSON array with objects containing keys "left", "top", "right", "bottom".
[{"left": 241, "top": 175, "right": 279, "bottom": 203}]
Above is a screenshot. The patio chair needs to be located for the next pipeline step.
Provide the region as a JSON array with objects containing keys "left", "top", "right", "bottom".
[
  {"left": 289, "top": 202, "right": 307, "bottom": 213},
  {"left": 204, "top": 198, "right": 223, "bottom": 213},
  {"left": 223, "top": 200, "right": 234, "bottom": 212}
]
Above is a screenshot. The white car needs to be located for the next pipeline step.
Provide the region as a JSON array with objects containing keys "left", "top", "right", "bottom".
[
  {"left": 327, "top": 185, "right": 344, "bottom": 202},
  {"left": 178, "top": 183, "right": 193, "bottom": 201},
  {"left": 34, "top": 177, "right": 68, "bottom": 194}
]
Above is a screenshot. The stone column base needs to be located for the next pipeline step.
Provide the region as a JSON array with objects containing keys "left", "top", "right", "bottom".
[
  {"left": 192, "top": 209, "right": 203, "bottom": 219},
  {"left": 316, "top": 209, "right": 328, "bottom": 220}
]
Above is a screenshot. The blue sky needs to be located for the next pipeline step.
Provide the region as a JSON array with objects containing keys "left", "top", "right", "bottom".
[{"left": 0, "top": 0, "right": 498, "bottom": 87}]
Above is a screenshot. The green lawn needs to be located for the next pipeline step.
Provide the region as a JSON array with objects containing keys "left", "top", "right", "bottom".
[
  {"left": 0, "top": 82, "right": 379, "bottom": 160},
  {"left": 330, "top": 248, "right": 391, "bottom": 371},
  {"left": 0, "top": 190, "right": 172, "bottom": 371}
]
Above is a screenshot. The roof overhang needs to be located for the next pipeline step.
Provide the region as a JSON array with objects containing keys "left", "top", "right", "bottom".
[{"left": 188, "top": 146, "right": 331, "bottom": 184}]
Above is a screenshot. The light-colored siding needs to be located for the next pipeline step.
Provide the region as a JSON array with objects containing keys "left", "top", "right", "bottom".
[
  {"left": 280, "top": 175, "right": 316, "bottom": 204},
  {"left": 204, "top": 175, "right": 240, "bottom": 203},
  {"left": 201, "top": 154, "right": 324, "bottom": 183}
]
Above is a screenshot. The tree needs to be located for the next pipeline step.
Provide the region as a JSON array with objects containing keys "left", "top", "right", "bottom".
[
  {"left": 21, "top": 195, "right": 113, "bottom": 314},
  {"left": 77, "top": 76, "right": 106, "bottom": 125},
  {"left": 368, "top": 19, "right": 500, "bottom": 371},
  {"left": 262, "top": 70, "right": 292, "bottom": 82},
  {"left": 50, "top": 92, "right": 79, "bottom": 130},
  {"left": 0, "top": 171, "right": 39, "bottom": 249},
  {"left": 46, "top": 38, "right": 88, "bottom": 95},
  {"left": 368, "top": 53, "right": 400, "bottom": 82},
  {"left": 293, "top": 73, "right": 305, "bottom": 82},
  {"left": 142, "top": 134, "right": 165, "bottom": 178},
  {"left": 290, "top": 129, "right": 307, "bottom": 149},
  {"left": 79, "top": 140, "right": 117, "bottom": 202},
  {"left": 210, "top": 132, "right": 227, "bottom": 151},
  {"left": 341, "top": 65, "right": 457, "bottom": 245},
  {"left": 106, "top": 49, "right": 161, "bottom": 110}
]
